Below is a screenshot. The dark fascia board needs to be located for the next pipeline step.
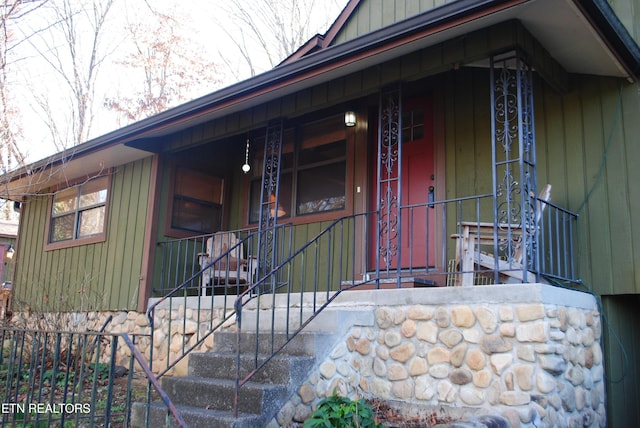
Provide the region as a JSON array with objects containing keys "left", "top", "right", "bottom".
[
  {"left": 279, "top": 0, "right": 362, "bottom": 65},
  {"left": 278, "top": 34, "right": 325, "bottom": 65},
  {"left": 576, "top": 0, "right": 640, "bottom": 78},
  {"left": 5, "top": 0, "right": 640, "bottom": 184}
]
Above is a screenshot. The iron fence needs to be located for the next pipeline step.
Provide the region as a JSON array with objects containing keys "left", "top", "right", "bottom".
[
  {"left": 154, "top": 227, "right": 260, "bottom": 297},
  {"left": 0, "top": 326, "right": 183, "bottom": 428}
]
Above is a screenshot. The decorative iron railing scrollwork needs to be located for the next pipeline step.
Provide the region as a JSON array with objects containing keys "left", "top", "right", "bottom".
[
  {"left": 257, "top": 119, "right": 284, "bottom": 290},
  {"left": 377, "top": 85, "right": 402, "bottom": 272},
  {"left": 490, "top": 51, "right": 539, "bottom": 277}
]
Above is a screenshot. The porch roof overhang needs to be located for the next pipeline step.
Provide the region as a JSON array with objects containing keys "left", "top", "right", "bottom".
[{"left": 2, "top": 0, "right": 638, "bottom": 200}]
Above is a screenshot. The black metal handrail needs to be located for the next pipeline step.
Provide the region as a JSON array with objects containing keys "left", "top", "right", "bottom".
[
  {"left": 120, "top": 334, "right": 186, "bottom": 428},
  {"left": 147, "top": 224, "right": 291, "bottom": 378},
  {"left": 233, "top": 212, "right": 373, "bottom": 417}
]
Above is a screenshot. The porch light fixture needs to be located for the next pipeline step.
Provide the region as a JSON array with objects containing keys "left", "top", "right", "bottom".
[
  {"left": 344, "top": 111, "right": 356, "bottom": 127},
  {"left": 241, "top": 138, "right": 251, "bottom": 173},
  {"left": 5, "top": 245, "right": 13, "bottom": 260}
]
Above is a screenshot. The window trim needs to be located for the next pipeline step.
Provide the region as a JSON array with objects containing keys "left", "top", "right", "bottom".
[
  {"left": 164, "top": 162, "right": 226, "bottom": 238},
  {"left": 44, "top": 172, "right": 112, "bottom": 251}
]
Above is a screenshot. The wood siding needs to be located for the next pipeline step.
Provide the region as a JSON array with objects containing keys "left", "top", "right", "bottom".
[
  {"left": 332, "top": 0, "right": 455, "bottom": 44},
  {"left": 333, "top": 0, "right": 640, "bottom": 53},
  {"left": 161, "top": 22, "right": 637, "bottom": 297},
  {"left": 176, "top": 68, "right": 640, "bottom": 298},
  {"left": 609, "top": 0, "right": 640, "bottom": 45},
  {"left": 12, "top": 158, "right": 153, "bottom": 312},
  {"left": 165, "top": 21, "right": 566, "bottom": 153},
  {"left": 601, "top": 294, "right": 640, "bottom": 427},
  {"left": 442, "top": 68, "right": 640, "bottom": 295},
  {"left": 537, "top": 75, "right": 640, "bottom": 295}
]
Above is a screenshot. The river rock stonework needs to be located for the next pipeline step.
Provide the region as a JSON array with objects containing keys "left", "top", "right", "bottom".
[
  {"left": 271, "top": 284, "right": 605, "bottom": 428},
  {"left": 8, "top": 304, "right": 235, "bottom": 376}
]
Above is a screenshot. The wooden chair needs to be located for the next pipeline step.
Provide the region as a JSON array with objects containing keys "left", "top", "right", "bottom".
[
  {"left": 197, "top": 231, "right": 257, "bottom": 295},
  {"left": 453, "top": 184, "right": 552, "bottom": 285},
  {"left": 0, "top": 283, "right": 11, "bottom": 319}
]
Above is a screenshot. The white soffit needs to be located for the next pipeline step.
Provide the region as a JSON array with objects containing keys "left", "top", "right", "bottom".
[
  {"left": 516, "top": 0, "right": 628, "bottom": 77},
  {"left": 6, "top": 146, "right": 150, "bottom": 198}
]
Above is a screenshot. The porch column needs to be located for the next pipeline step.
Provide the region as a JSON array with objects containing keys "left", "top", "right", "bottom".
[
  {"left": 489, "top": 50, "right": 539, "bottom": 283},
  {"left": 257, "top": 119, "right": 284, "bottom": 292},
  {"left": 376, "top": 84, "right": 403, "bottom": 286}
]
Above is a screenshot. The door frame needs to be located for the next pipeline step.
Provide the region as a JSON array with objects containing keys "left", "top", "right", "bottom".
[{"left": 361, "top": 84, "right": 446, "bottom": 278}]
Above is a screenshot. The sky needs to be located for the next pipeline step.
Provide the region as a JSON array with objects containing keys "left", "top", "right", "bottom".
[{"left": 9, "top": 0, "right": 347, "bottom": 164}]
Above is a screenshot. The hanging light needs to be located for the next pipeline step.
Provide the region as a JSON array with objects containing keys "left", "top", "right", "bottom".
[
  {"left": 344, "top": 111, "right": 356, "bottom": 127},
  {"left": 242, "top": 138, "right": 251, "bottom": 173}
]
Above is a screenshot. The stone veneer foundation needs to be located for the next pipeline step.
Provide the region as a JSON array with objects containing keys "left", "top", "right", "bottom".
[
  {"left": 265, "top": 284, "right": 605, "bottom": 428},
  {"left": 8, "top": 283, "right": 604, "bottom": 427}
]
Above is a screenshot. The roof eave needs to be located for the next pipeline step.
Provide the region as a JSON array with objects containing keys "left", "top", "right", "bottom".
[
  {"left": 576, "top": 0, "right": 640, "bottom": 79},
  {"left": 2, "top": 0, "right": 639, "bottom": 199}
]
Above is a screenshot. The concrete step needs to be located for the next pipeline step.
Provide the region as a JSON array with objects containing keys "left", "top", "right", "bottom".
[
  {"left": 212, "top": 330, "right": 334, "bottom": 357},
  {"left": 240, "top": 308, "right": 340, "bottom": 332},
  {"left": 132, "top": 326, "right": 345, "bottom": 427},
  {"left": 162, "top": 376, "right": 289, "bottom": 415},
  {"left": 131, "top": 401, "right": 264, "bottom": 428},
  {"left": 189, "top": 351, "right": 315, "bottom": 384}
]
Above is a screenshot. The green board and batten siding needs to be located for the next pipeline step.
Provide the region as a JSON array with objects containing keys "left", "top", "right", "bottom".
[
  {"left": 333, "top": 0, "right": 455, "bottom": 44},
  {"left": 334, "top": 0, "right": 640, "bottom": 60},
  {"left": 12, "top": 157, "right": 153, "bottom": 312},
  {"left": 441, "top": 67, "right": 640, "bottom": 296},
  {"left": 442, "top": 66, "right": 640, "bottom": 427},
  {"left": 609, "top": 0, "right": 640, "bottom": 45},
  {"left": 10, "top": 23, "right": 640, "bottom": 307}
]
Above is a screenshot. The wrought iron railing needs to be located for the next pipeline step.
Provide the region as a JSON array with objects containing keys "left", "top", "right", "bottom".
[
  {"left": 146, "top": 192, "right": 579, "bottom": 417},
  {"left": 147, "top": 224, "right": 292, "bottom": 378},
  {"left": 0, "top": 326, "right": 184, "bottom": 428},
  {"left": 232, "top": 213, "right": 369, "bottom": 417},
  {"left": 230, "top": 193, "right": 579, "bottom": 414},
  {"left": 154, "top": 227, "right": 259, "bottom": 296}
]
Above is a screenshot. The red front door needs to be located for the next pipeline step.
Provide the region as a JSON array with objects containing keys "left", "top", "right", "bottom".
[{"left": 370, "top": 96, "right": 435, "bottom": 271}]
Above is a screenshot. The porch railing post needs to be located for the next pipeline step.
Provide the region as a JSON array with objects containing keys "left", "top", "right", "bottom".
[
  {"left": 376, "top": 84, "right": 403, "bottom": 287},
  {"left": 257, "top": 119, "right": 285, "bottom": 293}
]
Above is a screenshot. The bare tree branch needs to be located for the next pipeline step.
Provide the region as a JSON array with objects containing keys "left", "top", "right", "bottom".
[
  {"left": 104, "top": 5, "right": 221, "bottom": 122},
  {"left": 215, "top": 0, "right": 343, "bottom": 77},
  {"left": 19, "top": 0, "right": 116, "bottom": 149}
]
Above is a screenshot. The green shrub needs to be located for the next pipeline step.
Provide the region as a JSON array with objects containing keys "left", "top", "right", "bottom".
[{"left": 303, "top": 391, "right": 386, "bottom": 428}]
